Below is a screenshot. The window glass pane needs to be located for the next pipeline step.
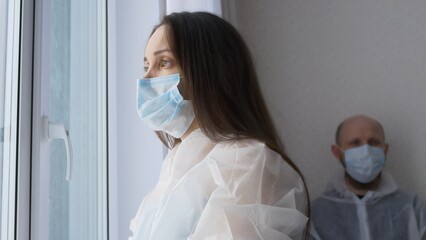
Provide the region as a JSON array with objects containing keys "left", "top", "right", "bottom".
[
  {"left": 49, "top": 0, "right": 70, "bottom": 238},
  {"left": 1, "top": 0, "right": 20, "bottom": 238},
  {"left": 0, "top": 0, "right": 9, "bottom": 235},
  {"left": 47, "top": 0, "right": 107, "bottom": 239}
]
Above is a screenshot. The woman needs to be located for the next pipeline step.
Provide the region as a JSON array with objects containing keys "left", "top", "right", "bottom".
[{"left": 131, "top": 11, "right": 309, "bottom": 240}]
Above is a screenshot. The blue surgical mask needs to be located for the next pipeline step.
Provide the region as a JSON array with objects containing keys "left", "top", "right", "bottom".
[
  {"left": 137, "top": 74, "right": 195, "bottom": 138},
  {"left": 343, "top": 144, "right": 385, "bottom": 183}
]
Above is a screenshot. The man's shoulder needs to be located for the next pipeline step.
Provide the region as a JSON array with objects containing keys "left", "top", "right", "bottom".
[
  {"left": 391, "top": 189, "right": 416, "bottom": 198},
  {"left": 382, "top": 189, "right": 424, "bottom": 206}
]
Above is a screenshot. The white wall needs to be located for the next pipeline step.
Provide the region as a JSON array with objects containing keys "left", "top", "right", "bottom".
[
  {"left": 233, "top": 0, "right": 426, "bottom": 201},
  {"left": 109, "top": 1, "right": 164, "bottom": 240}
]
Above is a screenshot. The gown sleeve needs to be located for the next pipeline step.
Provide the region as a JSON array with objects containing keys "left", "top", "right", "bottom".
[{"left": 188, "top": 142, "right": 308, "bottom": 240}]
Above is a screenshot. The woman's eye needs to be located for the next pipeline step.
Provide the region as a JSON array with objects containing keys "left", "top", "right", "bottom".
[{"left": 160, "top": 60, "right": 171, "bottom": 68}]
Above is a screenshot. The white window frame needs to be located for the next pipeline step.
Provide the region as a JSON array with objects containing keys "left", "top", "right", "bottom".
[
  {"left": 30, "top": 0, "right": 109, "bottom": 239},
  {"left": 1, "top": 0, "right": 30, "bottom": 239},
  {"left": 1, "top": 0, "right": 109, "bottom": 239},
  {"left": 16, "top": 0, "right": 35, "bottom": 239}
]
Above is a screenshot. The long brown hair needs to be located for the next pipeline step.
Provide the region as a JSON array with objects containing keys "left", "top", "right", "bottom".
[{"left": 151, "top": 11, "right": 310, "bottom": 238}]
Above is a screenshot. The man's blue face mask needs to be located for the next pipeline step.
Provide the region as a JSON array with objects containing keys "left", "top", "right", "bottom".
[
  {"left": 343, "top": 144, "right": 386, "bottom": 184},
  {"left": 137, "top": 74, "right": 195, "bottom": 138}
]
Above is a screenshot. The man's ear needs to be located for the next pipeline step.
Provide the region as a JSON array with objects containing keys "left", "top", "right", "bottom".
[{"left": 332, "top": 144, "right": 345, "bottom": 166}]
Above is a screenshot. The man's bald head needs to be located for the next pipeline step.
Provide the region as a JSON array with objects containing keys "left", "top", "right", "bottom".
[{"left": 335, "top": 115, "right": 385, "bottom": 146}]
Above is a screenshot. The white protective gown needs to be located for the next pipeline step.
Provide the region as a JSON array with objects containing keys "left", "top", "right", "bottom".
[
  {"left": 310, "top": 172, "right": 426, "bottom": 240},
  {"left": 129, "top": 129, "right": 308, "bottom": 240}
]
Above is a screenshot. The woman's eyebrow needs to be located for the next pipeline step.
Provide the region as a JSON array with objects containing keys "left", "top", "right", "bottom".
[
  {"left": 144, "top": 49, "right": 172, "bottom": 62},
  {"left": 153, "top": 49, "right": 171, "bottom": 55}
]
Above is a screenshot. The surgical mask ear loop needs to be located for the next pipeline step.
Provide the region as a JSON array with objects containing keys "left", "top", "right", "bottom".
[{"left": 176, "top": 76, "right": 188, "bottom": 100}]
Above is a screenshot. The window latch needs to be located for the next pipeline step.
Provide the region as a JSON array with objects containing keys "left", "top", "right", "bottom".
[{"left": 42, "top": 116, "right": 73, "bottom": 181}]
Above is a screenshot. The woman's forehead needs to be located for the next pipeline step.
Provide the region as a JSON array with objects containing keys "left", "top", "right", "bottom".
[{"left": 145, "top": 25, "right": 169, "bottom": 57}]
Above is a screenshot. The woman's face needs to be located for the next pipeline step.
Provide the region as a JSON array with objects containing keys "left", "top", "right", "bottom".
[{"left": 143, "top": 25, "right": 181, "bottom": 78}]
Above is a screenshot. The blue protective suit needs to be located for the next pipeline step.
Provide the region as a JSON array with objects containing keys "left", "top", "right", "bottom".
[{"left": 310, "top": 172, "right": 426, "bottom": 240}]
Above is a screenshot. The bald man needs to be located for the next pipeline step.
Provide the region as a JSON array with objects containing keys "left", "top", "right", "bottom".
[{"left": 310, "top": 115, "right": 426, "bottom": 240}]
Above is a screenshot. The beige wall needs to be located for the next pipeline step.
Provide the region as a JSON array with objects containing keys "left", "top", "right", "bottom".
[{"left": 232, "top": 0, "right": 426, "bottom": 200}]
